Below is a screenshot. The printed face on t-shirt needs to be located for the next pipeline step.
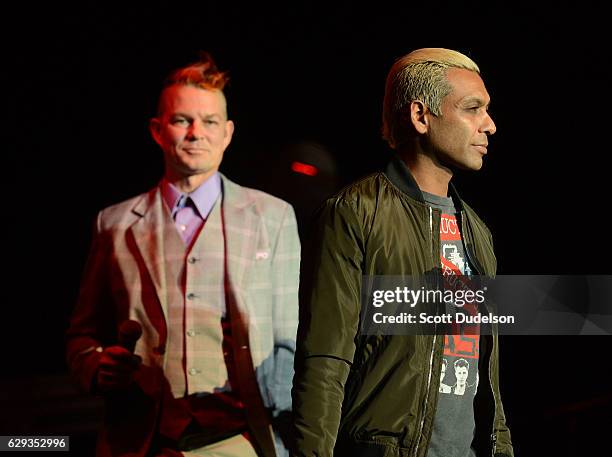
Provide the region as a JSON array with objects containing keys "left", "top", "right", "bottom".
[{"left": 455, "top": 366, "right": 468, "bottom": 385}]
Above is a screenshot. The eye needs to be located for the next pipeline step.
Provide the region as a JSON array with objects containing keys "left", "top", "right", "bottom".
[
  {"left": 204, "top": 119, "right": 218, "bottom": 125},
  {"left": 172, "top": 118, "right": 189, "bottom": 126}
]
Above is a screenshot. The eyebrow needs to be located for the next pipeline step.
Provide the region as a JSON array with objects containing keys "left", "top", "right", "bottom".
[
  {"left": 170, "top": 112, "right": 224, "bottom": 120},
  {"left": 460, "top": 96, "right": 491, "bottom": 108}
]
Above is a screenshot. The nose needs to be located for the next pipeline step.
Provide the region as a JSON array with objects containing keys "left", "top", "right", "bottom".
[
  {"left": 481, "top": 111, "right": 496, "bottom": 136},
  {"left": 188, "top": 120, "right": 205, "bottom": 140}
]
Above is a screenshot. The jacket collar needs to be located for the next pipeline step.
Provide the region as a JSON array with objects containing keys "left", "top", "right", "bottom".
[
  {"left": 130, "top": 172, "right": 255, "bottom": 218},
  {"left": 383, "top": 154, "right": 465, "bottom": 211}
]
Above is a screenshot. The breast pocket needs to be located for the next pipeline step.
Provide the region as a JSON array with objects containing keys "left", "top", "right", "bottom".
[{"left": 244, "top": 250, "right": 273, "bottom": 290}]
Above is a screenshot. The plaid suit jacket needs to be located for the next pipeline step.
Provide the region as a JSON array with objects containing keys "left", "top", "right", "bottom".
[{"left": 66, "top": 173, "right": 300, "bottom": 457}]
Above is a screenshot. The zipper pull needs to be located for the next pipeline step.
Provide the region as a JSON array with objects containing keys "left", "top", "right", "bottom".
[{"left": 490, "top": 433, "right": 497, "bottom": 456}]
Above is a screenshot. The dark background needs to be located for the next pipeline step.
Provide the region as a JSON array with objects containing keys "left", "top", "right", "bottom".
[{"left": 2, "top": 2, "right": 611, "bottom": 455}]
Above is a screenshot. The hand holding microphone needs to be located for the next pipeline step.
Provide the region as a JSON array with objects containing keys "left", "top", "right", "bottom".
[
  {"left": 96, "top": 320, "right": 143, "bottom": 393},
  {"left": 117, "top": 320, "right": 143, "bottom": 353}
]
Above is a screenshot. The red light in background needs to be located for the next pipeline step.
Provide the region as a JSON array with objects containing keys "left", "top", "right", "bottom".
[{"left": 291, "top": 161, "right": 318, "bottom": 177}]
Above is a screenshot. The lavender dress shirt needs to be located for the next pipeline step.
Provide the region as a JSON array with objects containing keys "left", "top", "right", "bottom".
[{"left": 160, "top": 173, "right": 222, "bottom": 246}]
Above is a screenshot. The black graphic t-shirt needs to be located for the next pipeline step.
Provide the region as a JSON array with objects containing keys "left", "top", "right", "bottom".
[{"left": 423, "top": 191, "right": 479, "bottom": 457}]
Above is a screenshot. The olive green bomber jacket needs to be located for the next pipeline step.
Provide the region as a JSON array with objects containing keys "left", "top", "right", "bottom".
[{"left": 292, "top": 156, "right": 513, "bottom": 457}]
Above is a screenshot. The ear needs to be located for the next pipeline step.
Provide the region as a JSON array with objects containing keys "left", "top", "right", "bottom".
[
  {"left": 223, "top": 119, "right": 235, "bottom": 148},
  {"left": 149, "top": 117, "right": 162, "bottom": 146},
  {"left": 408, "top": 100, "right": 430, "bottom": 135}
]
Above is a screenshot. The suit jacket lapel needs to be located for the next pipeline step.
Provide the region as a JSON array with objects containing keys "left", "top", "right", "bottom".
[
  {"left": 220, "top": 175, "right": 278, "bottom": 457},
  {"left": 129, "top": 187, "right": 170, "bottom": 324},
  {"left": 220, "top": 174, "right": 269, "bottom": 319}
]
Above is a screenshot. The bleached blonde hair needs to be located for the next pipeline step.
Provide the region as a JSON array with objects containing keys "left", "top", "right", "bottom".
[{"left": 382, "top": 48, "right": 480, "bottom": 149}]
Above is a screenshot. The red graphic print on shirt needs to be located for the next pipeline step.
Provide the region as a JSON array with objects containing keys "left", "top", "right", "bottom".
[{"left": 439, "top": 212, "right": 480, "bottom": 394}]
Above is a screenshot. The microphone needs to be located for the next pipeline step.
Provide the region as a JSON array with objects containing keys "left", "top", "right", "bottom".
[{"left": 118, "top": 320, "right": 142, "bottom": 353}]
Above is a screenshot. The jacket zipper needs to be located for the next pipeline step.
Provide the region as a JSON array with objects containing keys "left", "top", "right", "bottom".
[
  {"left": 488, "top": 341, "right": 497, "bottom": 456},
  {"left": 459, "top": 211, "right": 481, "bottom": 277},
  {"left": 491, "top": 432, "right": 497, "bottom": 456},
  {"left": 460, "top": 212, "right": 498, "bottom": 457},
  {"left": 412, "top": 207, "right": 438, "bottom": 457}
]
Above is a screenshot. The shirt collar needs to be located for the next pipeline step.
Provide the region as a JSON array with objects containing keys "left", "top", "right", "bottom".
[{"left": 160, "top": 172, "right": 222, "bottom": 220}]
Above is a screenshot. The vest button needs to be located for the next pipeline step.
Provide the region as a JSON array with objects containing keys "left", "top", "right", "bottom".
[
  {"left": 188, "top": 368, "right": 200, "bottom": 376},
  {"left": 187, "top": 293, "right": 197, "bottom": 300},
  {"left": 188, "top": 257, "right": 198, "bottom": 264},
  {"left": 186, "top": 329, "right": 196, "bottom": 337}
]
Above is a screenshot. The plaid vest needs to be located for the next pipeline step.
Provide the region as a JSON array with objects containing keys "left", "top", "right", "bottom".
[{"left": 162, "top": 195, "right": 230, "bottom": 397}]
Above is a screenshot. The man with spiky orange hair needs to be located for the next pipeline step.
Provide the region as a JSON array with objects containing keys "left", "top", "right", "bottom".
[{"left": 67, "top": 53, "right": 300, "bottom": 457}]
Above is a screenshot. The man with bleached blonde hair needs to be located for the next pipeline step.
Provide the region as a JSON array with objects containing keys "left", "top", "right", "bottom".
[{"left": 293, "top": 48, "right": 513, "bottom": 457}]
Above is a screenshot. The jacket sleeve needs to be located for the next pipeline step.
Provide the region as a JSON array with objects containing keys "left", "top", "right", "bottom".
[
  {"left": 65, "top": 211, "right": 117, "bottom": 393},
  {"left": 292, "top": 198, "right": 364, "bottom": 456},
  {"left": 268, "top": 203, "right": 301, "bottom": 415}
]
